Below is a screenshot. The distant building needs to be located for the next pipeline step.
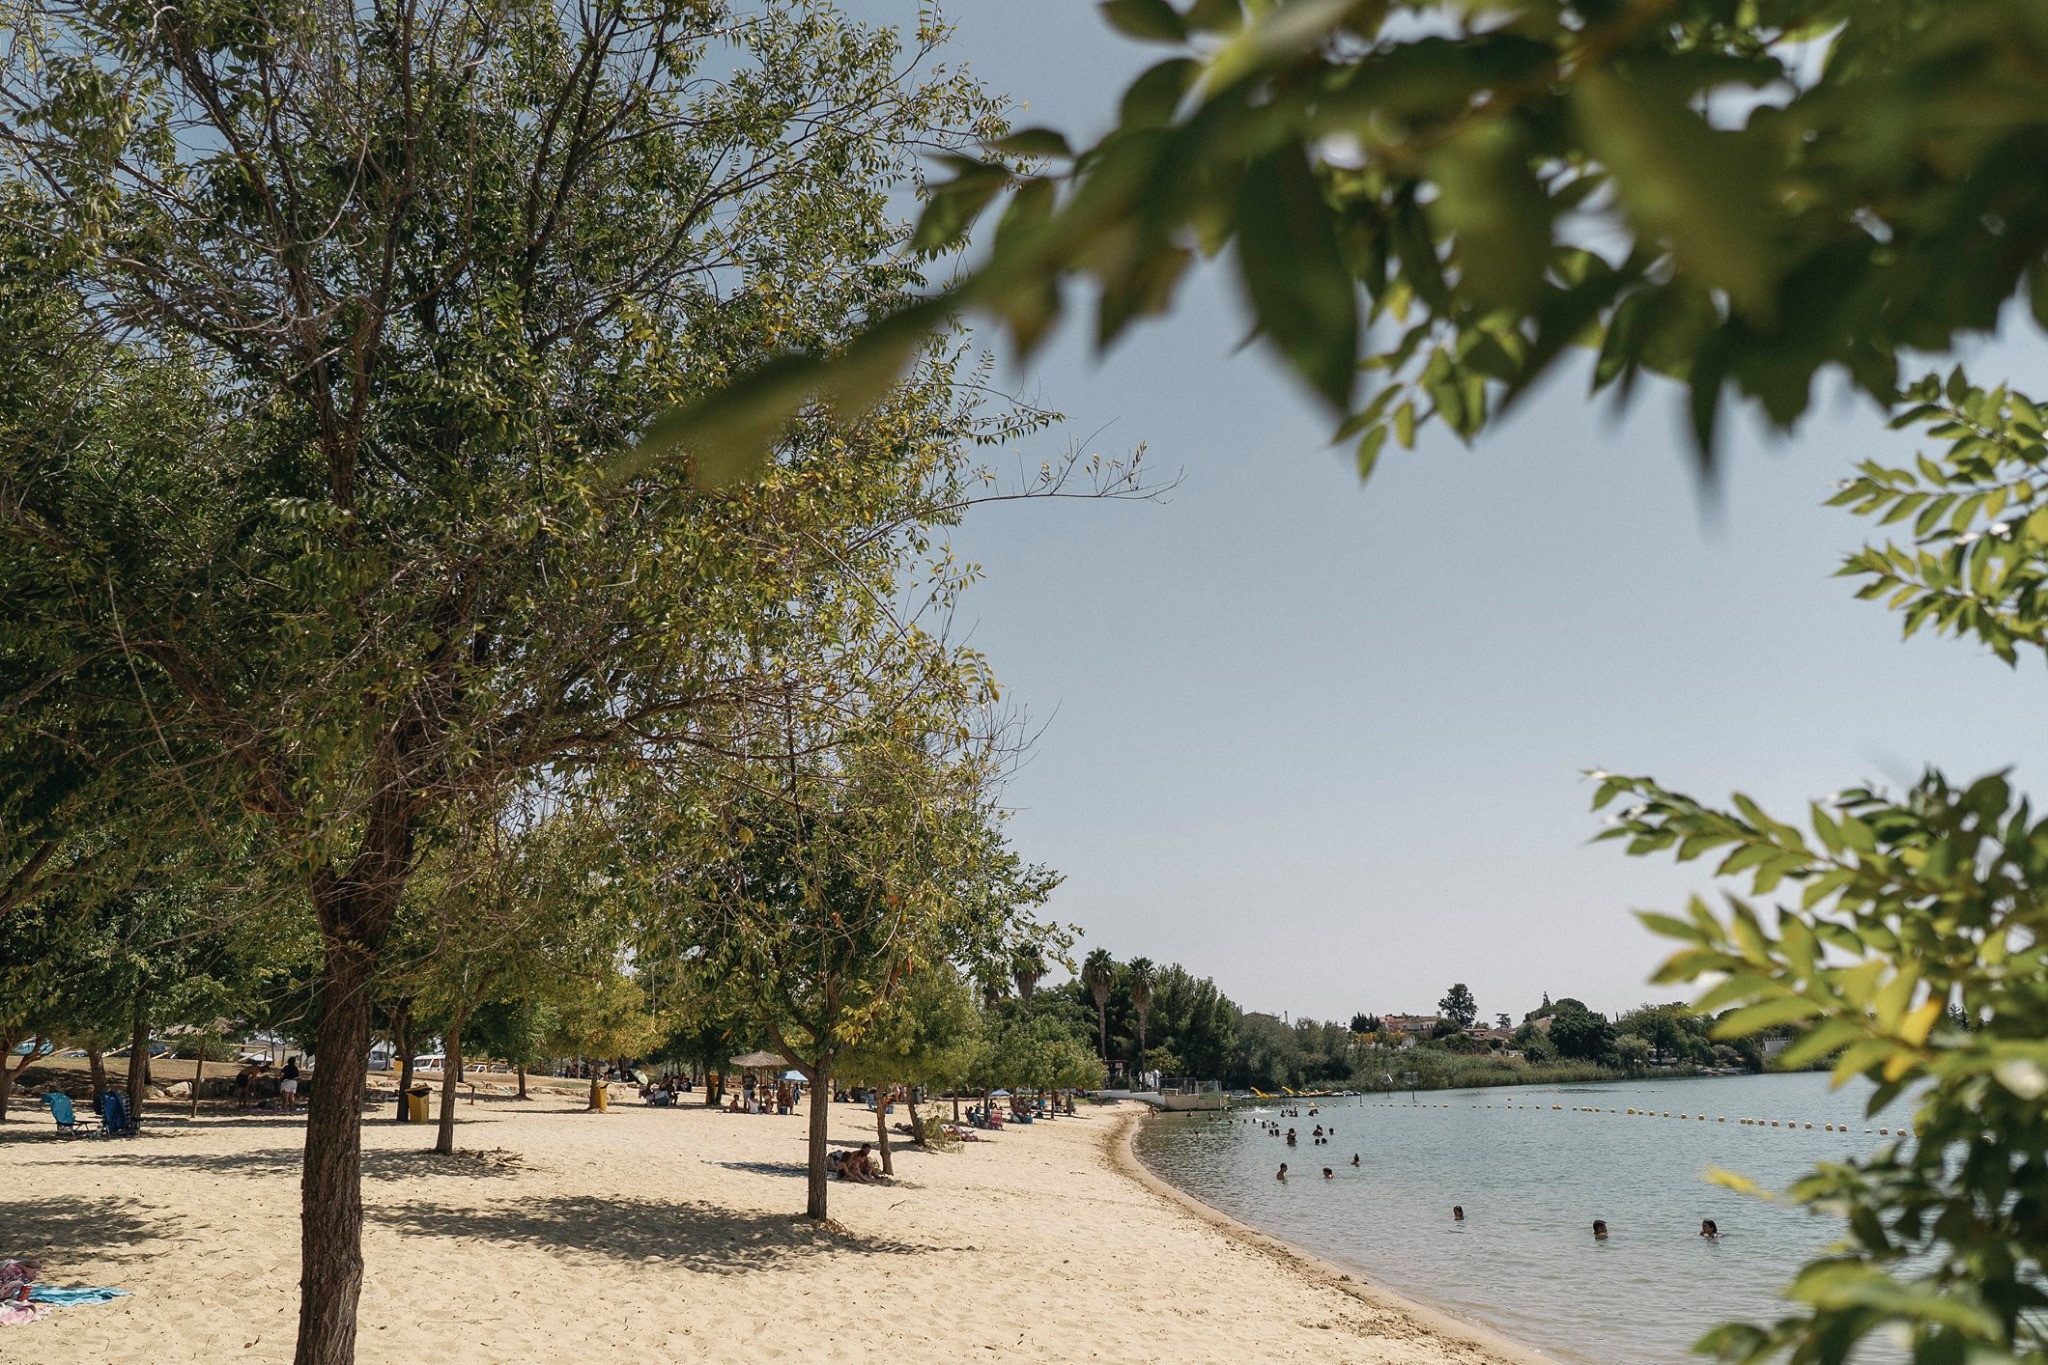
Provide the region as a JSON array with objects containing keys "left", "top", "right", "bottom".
[{"left": 1380, "top": 1013, "right": 1444, "bottom": 1037}]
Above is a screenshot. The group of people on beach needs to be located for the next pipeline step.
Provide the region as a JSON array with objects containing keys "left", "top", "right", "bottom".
[
  {"left": 230, "top": 1057, "right": 299, "bottom": 1112},
  {"left": 828, "top": 1143, "right": 881, "bottom": 1183}
]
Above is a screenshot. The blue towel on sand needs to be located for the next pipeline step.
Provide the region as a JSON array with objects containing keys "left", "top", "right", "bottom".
[{"left": 29, "top": 1287, "right": 128, "bottom": 1306}]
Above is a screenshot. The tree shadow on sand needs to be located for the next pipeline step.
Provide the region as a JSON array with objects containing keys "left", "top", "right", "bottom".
[
  {"left": 0, "top": 1195, "right": 174, "bottom": 1264},
  {"left": 371, "top": 1195, "right": 937, "bottom": 1272},
  {"left": 63, "top": 1145, "right": 522, "bottom": 1182}
]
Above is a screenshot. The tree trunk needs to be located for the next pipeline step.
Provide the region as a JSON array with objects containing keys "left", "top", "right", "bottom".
[
  {"left": 393, "top": 1004, "right": 414, "bottom": 1123},
  {"left": 909, "top": 1097, "right": 926, "bottom": 1148},
  {"left": 190, "top": 1052, "right": 204, "bottom": 1119},
  {"left": 874, "top": 1087, "right": 893, "bottom": 1176},
  {"left": 296, "top": 882, "right": 400, "bottom": 1365},
  {"left": 586, "top": 1070, "right": 600, "bottom": 1111},
  {"left": 86, "top": 1047, "right": 106, "bottom": 1100},
  {"left": 1096, "top": 1000, "right": 1108, "bottom": 1062},
  {"left": 434, "top": 1014, "right": 463, "bottom": 1155},
  {"left": 0, "top": 1036, "right": 37, "bottom": 1122},
  {"left": 515, "top": 1065, "right": 527, "bottom": 1100},
  {"left": 126, "top": 993, "right": 150, "bottom": 1114},
  {"left": 805, "top": 1058, "right": 832, "bottom": 1221}
]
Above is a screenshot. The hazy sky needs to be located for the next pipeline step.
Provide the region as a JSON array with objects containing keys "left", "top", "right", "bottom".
[{"left": 847, "top": 1, "right": 2048, "bottom": 1024}]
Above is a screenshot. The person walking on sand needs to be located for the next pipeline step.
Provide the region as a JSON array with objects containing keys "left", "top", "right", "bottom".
[{"left": 279, "top": 1057, "right": 300, "bottom": 1113}]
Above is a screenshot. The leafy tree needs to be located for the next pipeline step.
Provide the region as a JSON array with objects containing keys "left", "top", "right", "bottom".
[
  {"left": 1545, "top": 999, "right": 1614, "bottom": 1063},
  {"left": 1611, "top": 1034, "right": 1653, "bottom": 1076},
  {"left": 1438, "top": 983, "right": 1478, "bottom": 1029},
  {"left": 1614, "top": 1002, "right": 1713, "bottom": 1065},
  {"left": 465, "top": 998, "right": 554, "bottom": 1101},
  {"left": 1591, "top": 366, "right": 2048, "bottom": 1359},
  {"left": 842, "top": 963, "right": 982, "bottom": 1160},
  {"left": 668, "top": 714, "right": 1055, "bottom": 1220},
  {"left": 1349, "top": 1013, "right": 1382, "bottom": 1035},
  {"left": 973, "top": 996, "right": 1100, "bottom": 1096},
  {"left": 1510, "top": 1023, "right": 1556, "bottom": 1064},
  {"left": 0, "top": 3, "right": 1011, "bottom": 1357},
  {"left": 674, "top": 0, "right": 2048, "bottom": 479}
]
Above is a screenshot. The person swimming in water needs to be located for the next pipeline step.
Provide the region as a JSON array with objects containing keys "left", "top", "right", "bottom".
[
  {"left": 1700, "top": 1219, "right": 1720, "bottom": 1238},
  {"left": 1350, "top": 1153, "right": 1360, "bottom": 1166},
  {"left": 1276, "top": 1163, "right": 1288, "bottom": 1181},
  {"left": 1593, "top": 1219, "right": 1608, "bottom": 1240},
  {"left": 1452, "top": 1205, "right": 1464, "bottom": 1221},
  {"left": 1286, "top": 1129, "right": 1297, "bottom": 1146},
  {"left": 1322, "top": 1167, "right": 1333, "bottom": 1179}
]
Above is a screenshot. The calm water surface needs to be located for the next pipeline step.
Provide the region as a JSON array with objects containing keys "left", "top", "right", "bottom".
[{"left": 1133, "top": 1072, "right": 1910, "bottom": 1364}]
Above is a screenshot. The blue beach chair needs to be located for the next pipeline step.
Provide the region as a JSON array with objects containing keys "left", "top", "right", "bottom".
[
  {"left": 43, "top": 1091, "right": 80, "bottom": 1138},
  {"left": 99, "top": 1089, "right": 137, "bottom": 1137}
]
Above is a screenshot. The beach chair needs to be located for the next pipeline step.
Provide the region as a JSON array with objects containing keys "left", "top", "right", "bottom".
[
  {"left": 99, "top": 1089, "right": 139, "bottom": 1137},
  {"left": 42, "top": 1092, "right": 93, "bottom": 1138}
]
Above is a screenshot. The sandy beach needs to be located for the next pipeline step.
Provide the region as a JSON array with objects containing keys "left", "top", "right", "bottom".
[{"left": 1, "top": 1090, "right": 1541, "bottom": 1364}]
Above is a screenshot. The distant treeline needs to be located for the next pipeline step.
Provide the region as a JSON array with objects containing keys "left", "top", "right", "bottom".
[{"left": 1062, "top": 960, "right": 1789, "bottom": 1093}]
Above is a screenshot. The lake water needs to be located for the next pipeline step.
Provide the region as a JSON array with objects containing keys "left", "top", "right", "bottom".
[{"left": 1132, "top": 1072, "right": 1912, "bottom": 1364}]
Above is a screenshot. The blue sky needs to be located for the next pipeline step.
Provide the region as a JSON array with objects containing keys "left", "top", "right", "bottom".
[{"left": 850, "top": 1, "right": 2048, "bottom": 1023}]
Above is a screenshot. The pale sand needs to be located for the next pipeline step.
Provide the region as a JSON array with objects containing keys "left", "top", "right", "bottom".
[{"left": 1, "top": 1092, "right": 1544, "bottom": 1364}]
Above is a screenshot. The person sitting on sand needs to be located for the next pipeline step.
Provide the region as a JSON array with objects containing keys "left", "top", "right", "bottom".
[
  {"left": 1700, "top": 1219, "right": 1719, "bottom": 1239},
  {"left": 1276, "top": 1163, "right": 1288, "bottom": 1181},
  {"left": 1593, "top": 1219, "right": 1609, "bottom": 1240},
  {"left": 840, "top": 1143, "right": 878, "bottom": 1183}
]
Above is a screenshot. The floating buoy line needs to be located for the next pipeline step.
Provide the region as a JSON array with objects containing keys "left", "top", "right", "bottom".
[{"left": 1341, "top": 1099, "right": 1911, "bottom": 1137}]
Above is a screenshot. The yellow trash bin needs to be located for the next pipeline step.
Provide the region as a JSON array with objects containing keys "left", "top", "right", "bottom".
[
  {"left": 406, "top": 1087, "right": 430, "bottom": 1122},
  {"left": 593, "top": 1080, "right": 609, "bottom": 1112}
]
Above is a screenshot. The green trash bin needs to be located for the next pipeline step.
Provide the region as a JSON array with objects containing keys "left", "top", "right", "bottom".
[{"left": 406, "top": 1086, "right": 431, "bottom": 1122}]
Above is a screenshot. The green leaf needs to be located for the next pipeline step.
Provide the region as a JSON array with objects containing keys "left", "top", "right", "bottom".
[
  {"left": 1424, "top": 119, "right": 1553, "bottom": 309},
  {"left": 1100, "top": 0, "right": 1186, "bottom": 42},
  {"left": 1354, "top": 424, "right": 1387, "bottom": 482},
  {"left": 1120, "top": 58, "right": 1201, "bottom": 128},
  {"left": 989, "top": 128, "right": 1073, "bottom": 161},
  {"left": 1571, "top": 66, "right": 1775, "bottom": 318},
  {"left": 1234, "top": 140, "right": 1359, "bottom": 409},
  {"left": 912, "top": 162, "right": 1012, "bottom": 252},
  {"left": 1712, "top": 995, "right": 1821, "bottom": 1039}
]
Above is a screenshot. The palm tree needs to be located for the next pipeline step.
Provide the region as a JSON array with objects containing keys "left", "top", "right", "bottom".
[
  {"left": 1080, "top": 949, "right": 1118, "bottom": 1063},
  {"left": 1126, "top": 957, "right": 1156, "bottom": 1082},
  {"left": 1011, "top": 948, "right": 1046, "bottom": 1002}
]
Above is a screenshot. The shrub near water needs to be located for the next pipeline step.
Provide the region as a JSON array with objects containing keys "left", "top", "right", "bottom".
[{"left": 1358, "top": 1056, "right": 1636, "bottom": 1093}]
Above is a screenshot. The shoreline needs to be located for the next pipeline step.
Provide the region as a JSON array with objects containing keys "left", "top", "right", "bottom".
[
  {"left": 6, "top": 1088, "right": 1568, "bottom": 1363},
  {"left": 1111, "top": 1108, "right": 1553, "bottom": 1365}
]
